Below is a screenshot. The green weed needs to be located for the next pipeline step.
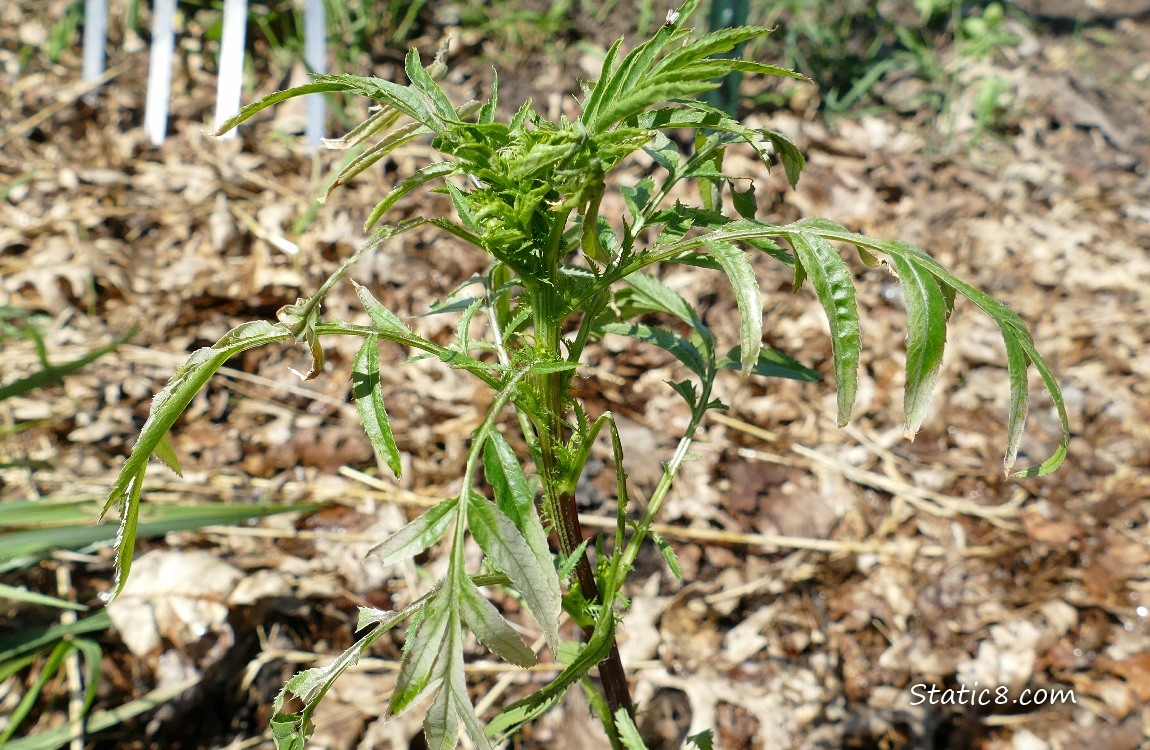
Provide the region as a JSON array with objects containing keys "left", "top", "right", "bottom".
[{"left": 106, "top": 2, "right": 1068, "bottom": 747}]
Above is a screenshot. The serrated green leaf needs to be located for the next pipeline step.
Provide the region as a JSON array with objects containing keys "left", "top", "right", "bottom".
[
  {"left": 270, "top": 600, "right": 414, "bottom": 750},
  {"left": 650, "top": 530, "right": 682, "bottom": 581},
  {"left": 580, "top": 34, "right": 622, "bottom": 113},
  {"left": 405, "top": 47, "right": 458, "bottom": 123},
  {"left": 322, "top": 103, "right": 402, "bottom": 151},
  {"left": 352, "top": 280, "right": 411, "bottom": 337},
  {"left": 445, "top": 183, "right": 479, "bottom": 232},
  {"left": 763, "top": 128, "right": 805, "bottom": 188},
  {"left": 582, "top": 13, "right": 694, "bottom": 128},
  {"left": 509, "top": 98, "right": 534, "bottom": 131},
  {"left": 151, "top": 433, "right": 182, "bottom": 476},
  {"left": 794, "top": 219, "right": 1068, "bottom": 476},
  {"left": 622, "top": 272, "right": 705, "bottom": 334},
  {"left": 458, "top": 575, "right": 536, "bottom": 667},
  {"left": 481, "top": 431, "right": 534, "bottom": 534},
  {"left": 323, "top": 120, "right": 429, "bottom": 202},
  {"left": 527, "top": 360, "right": 581, "bottom": 374},
  {"left": 856, "top": 244, "right": 881, "bottom": 268},
  {"left": 594, "top": 81, "right": 718, "bottom": 131},
  {"left": 731, "top": 180, "right": 757, "bottom": 219},
  {"left": 785, "top": 231, "right": 860, "bottom": 425},
  {"left": 701, "top": 240, "right": 761, "bottom": 374},
  {"left": 369, "top": 497, "right": 458, "bottom": 567},
  {"left": 467, "top": 493, "right": 561, "bottom": 651},
  {"left": 211, "top": 81, "right": 358, "bottom": 136},
  {"left": 1007, "top": 332, "right": 1068, "bottom": 477},
  {"left": 453, "top": 690, "right": 493, "bottom": 750},
  {"left": 667, "top": 379, "right": 698, "bottom": 409},
  {"left": 643, "top": 132, "right": 682, "bottom": 177},
  {"left": 439, "top": 609, "right": 494, "bottom": 750},
  {"left": 479, "top": 69, "right": 499, "bottom": 124},
  {"left": 687, "top": 729, "right": 715, "bottom": 750},
  {"left": 616, "top": 707, "right": 650, "bottom": 750},
  {"left": 101, "top": 320, "right": 294, "bottom": 600},
  {"left": 557, "top": 538, "right": 591, "bottom": 582},
  {"left": 652, "top": 25, "right": 774, "bottom": 76},
  {"left": 365, "top": 161, "right": 457, "bottom": 231},
  {"left": 352, "top": 336, "right": 403, "bottom": 477},
  {"left": 391, "top": 596, "right": 452, "bottom": 716},
  {"left": 486, "top": 608, "right": 616, "bottom": 740},
  {"left": 620, "top": 178, "right": 655, "bottom": 223},
  {"left": 423, "top": 680, "right": 458, "bottom": 750},
  {"left": 888, "top": 253, "right": 949, "bottom": 438},
  {"left": 311, "top": 73, "right": 438, "bottom": 130}
]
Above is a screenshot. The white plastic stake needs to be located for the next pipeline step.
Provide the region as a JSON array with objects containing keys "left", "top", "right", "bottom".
[
  {"left": 214, "top": 0, "right": 248, "bottom": 138},
  {"left": 82, "top": 0, "right": 108, "bottom": 83},
  {"left": 304, "top": 0, "right": 327, "bottom": 146},
  {"left": 144, "top": 0, "right": 177, "bottom": 145}
]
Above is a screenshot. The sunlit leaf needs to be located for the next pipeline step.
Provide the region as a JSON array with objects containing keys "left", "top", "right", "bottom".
[
  {"left": 616, "top": 708, "right": 650, "bottom": 750},
  {"left": 467, "top": 493, "right": 561, "bottom": 651},
  {"left": 391, "top": 594, "right": 452, "bottom": 715},
  {"left": 600, "top": 322, "right": 707, "bottom": 378},
  {"left": 352, "top": 280, "right": 411, "bottom": 337},
  {"left": 649, "top": 531, "right": 682, "bottom": 582},
  {"left": 486, "top": 609, "right": 615, "bottom": 739},
  {"left": 887, "top": 253, "right": 949, "bottom": 438},
  {"left": 369, "top": 498, "right": 458, "bottom": 568},
  {"left": 481, "top": 432, "right": 553, "bottom": 581},
  {"left": 700, "top": 240, "right": 761, "bottom": 374},
  {"left": 459, "top": 575, "right": 536, "bottom": 667},
  {"left": 999, "top": 324, "right": 1030, "bottom": 473},
  {"left": 151, "top": 433, "right": 182, "bottom": 477},
  {"left": 352, "top": 336, "right": 403, "bottom": 477},
  {"left": 783, "top": 231, "right": 860, "bottom": 425},
  {"left": 365, "top": 161, "right": 457, "bottom": 231}
]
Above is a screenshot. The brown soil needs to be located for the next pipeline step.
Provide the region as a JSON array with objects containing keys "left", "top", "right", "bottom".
[{"left": 3, "top": 2, "right": 1149, "bottom": 749}]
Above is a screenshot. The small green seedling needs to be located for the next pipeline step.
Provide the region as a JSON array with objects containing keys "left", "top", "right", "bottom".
[{"left": 104, "top": 2, "right": 1067, "bottom": 747}]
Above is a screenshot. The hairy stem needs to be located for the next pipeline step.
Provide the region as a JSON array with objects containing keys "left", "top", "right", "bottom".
[{"left": 530, "top": 250, "right": 634, "bottom": 726}]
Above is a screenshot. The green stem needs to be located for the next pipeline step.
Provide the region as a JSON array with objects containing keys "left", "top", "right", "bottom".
[{"left": 527, "top": 212, "right": 634, "bottom": 731}]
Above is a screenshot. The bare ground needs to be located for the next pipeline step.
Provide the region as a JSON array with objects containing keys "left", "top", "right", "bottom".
[{"left": 2, "top": 2, "right": 1149, "bottom": 749}]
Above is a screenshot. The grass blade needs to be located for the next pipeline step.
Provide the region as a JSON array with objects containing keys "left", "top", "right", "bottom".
[{"left": 0, "top": 583, "right": 85, "bottom": 610}]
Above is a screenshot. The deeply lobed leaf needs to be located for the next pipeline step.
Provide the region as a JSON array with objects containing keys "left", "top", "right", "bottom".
[{"left": 100, "top": 321, "right": 294, "bottom": 599}]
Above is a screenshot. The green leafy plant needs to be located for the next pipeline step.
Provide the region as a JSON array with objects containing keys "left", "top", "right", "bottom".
[{"left": 103, "top": 1, "right": 1068, "bottom": 747}]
